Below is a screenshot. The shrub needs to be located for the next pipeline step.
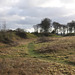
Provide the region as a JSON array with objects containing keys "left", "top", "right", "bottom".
[
  {"left": 0, "top": 31, "right": 13, "bottom": 44},
  {"left": 16, "top": 31, "right": 27, "bottom": 38},
  {"left": 65, "top": 33, "right": 75, "bottom": 36},
  {"left": 35, "top": 43, "right": 72, "bottom": 54},
  {"left": 36, "top": 36, "right": 55, "bottom": 43},
  {"left": 37, "top": 37, "right": 50, "bottom": 43},
  {"left": 15, "top": 28, "right": 27, "bottom": 38},
  {"left": 0, "top": 31, "right": 18, "bottom": 46}
]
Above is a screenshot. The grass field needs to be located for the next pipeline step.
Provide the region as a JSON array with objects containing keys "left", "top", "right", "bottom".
[{"left": 0, "top": 36, "right": 75, "bottom": 75}]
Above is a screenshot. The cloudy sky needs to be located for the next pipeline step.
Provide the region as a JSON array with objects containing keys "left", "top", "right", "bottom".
[{"left": 0, "top": 0, "right": 75, "bottom": 32}]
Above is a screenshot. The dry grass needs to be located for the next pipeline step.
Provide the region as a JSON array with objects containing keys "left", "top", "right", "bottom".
[
  {"left": 36, "top": 37, "right": 57, "bottom": 43},
  {"left": 0, "top": 36, "right": 75, "bottom": 75},
  {"left": 0, "top": 39, "right": 35, "bottom": 58},
  {"left": 0, "top": 58, "right": 75, "bottom": 75},
  {"left": 35, "top": 36, "right": 75, "bottom": 53},
  {"left": 34, "top": 36, "right": 75, "bottom": 66},
  {"left": 35, "top": 42, "right": 75, "bottom": 53}
]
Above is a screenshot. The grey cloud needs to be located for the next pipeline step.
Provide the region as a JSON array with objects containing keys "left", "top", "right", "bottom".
[
  {"left": 1, "top": 6, "right": 74, "bottom": 29},
  {"left": 60, "top": 0, "right": 75, "bottom": 3},
  {"left": 15, "top": 0, "right": 47, "bottom": 9},
  {"left": 15, "top": 17, "right": 41, "bottom": 25},
  {"left": 8, "top": 7, "right": 69, "bottom": 18},
  {"left": 0, "top": 0, "right": 75, "bottom": 31},
  {"left": 7, "top": 8, "right": 20, "bottom": 15},
  {"left": 53, "top": 14, "right": 75, "bottom": 24},
  {"left": 6, "top": 6, "right": 70, "bottom": 24}
]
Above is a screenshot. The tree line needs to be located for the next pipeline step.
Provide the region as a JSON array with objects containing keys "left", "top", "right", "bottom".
[{"left": 33, "top": 18, "right": 75, "bottom": 35}]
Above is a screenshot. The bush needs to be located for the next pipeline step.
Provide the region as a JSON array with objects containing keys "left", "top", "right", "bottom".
[
  {"left": 35, "top": 43, "right": 71, "bottom": 53},
  {"left": 15, "top": 28, "right": 27, "bottom": 38},
  {"left": 65, "top": 33, "right": 75, "bottom": 36},
  {"left": 32, "top": 32, "right": 50, "bottom": 37},
  {"left": 0, "top": 31, "right": 19, "bottom": 46},
  {"left": 37, "top": 37, "right": 50, "bottom": 43},
  {"left": 51, "top": 30, "right": 55, "bottom": 34},
  {"left": 16, "top": 31, "right": 27, "bottom": 38},
  {"left": 0, "top": 31, "right": 13, "bottom": 44}
]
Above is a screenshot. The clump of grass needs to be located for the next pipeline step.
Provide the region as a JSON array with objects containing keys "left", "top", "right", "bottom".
[
  {"left": 0, "top": 31, "right": 14, "bottom": 44},
  {"left": 36, "top": 37, "right": 54, "bottom": 43},
  {"left": 35, "top": 44, "right": 68, "bottom": 54},
  {"left": 26, "top": 33, "right": 37, "bottom": 38},
  {"left": 35, "top": 43, "right": 75, "bottom": 54},
  {"left": 35, "top": 36, "right": 75, "bottom": 54}
]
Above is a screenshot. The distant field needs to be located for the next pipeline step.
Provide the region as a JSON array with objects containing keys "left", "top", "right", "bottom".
[{"left": 0, "top": 36, "right": 75, "bottom": 75}]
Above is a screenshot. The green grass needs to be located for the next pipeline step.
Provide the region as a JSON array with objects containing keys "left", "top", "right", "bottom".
[
  {"left": 28, "top": 43, "right": 40, "bottom": 57},
  {"left": 27, "top": 33, "right": 37, "bottom": 38},
  {"left": 50, "top": 34, "right": 62, "bottom": 37},
  {"left": 0, "top": 44, "right": 29, "bottom": 58}
]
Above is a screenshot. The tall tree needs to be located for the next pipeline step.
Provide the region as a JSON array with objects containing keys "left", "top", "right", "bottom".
[
  {"left": 67, "top": 21, "right": 75, "bottom": 33},
  {"left": 52, "top": 22, "right": 60, "bottom": 34},
  {"left": 39, "top": 18, "right": 51, "bottom": 33},
  {"left": 66, "top": 25, "right": 69, "bottom": 34},
  {"left": 62, "top": 25, "right": 67, "bottom": 35},
  {"left": 69, "top": 21, "right": 75, "bottom": 33},
  {"left": 59, "top": 25, "right": 63, "bottom": 35}
]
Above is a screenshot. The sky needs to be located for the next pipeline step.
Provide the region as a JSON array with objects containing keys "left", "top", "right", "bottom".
[{"left": 0, "top": 0, "right": 75, "bottom": 32}]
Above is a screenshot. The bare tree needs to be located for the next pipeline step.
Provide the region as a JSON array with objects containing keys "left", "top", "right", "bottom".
[
  {"left": 33, "top": 24, "right": 40, "bottom": 33},
  {"left": 2, "top": 21, "right": 6, "bottom": 32}
]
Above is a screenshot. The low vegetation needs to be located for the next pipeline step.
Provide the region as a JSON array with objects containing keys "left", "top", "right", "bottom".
[
  {"left": 0, "top": 31, "right": 75, "bottom": 75},
  {"left": 34, "top": 36, "right": 75, "bottom": 66},
  {"left": 0, "top": 30, "right": 36, "bottom": 45},
  {"left": 0, "top": 58, "right": 75, "bottom": 75}
]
